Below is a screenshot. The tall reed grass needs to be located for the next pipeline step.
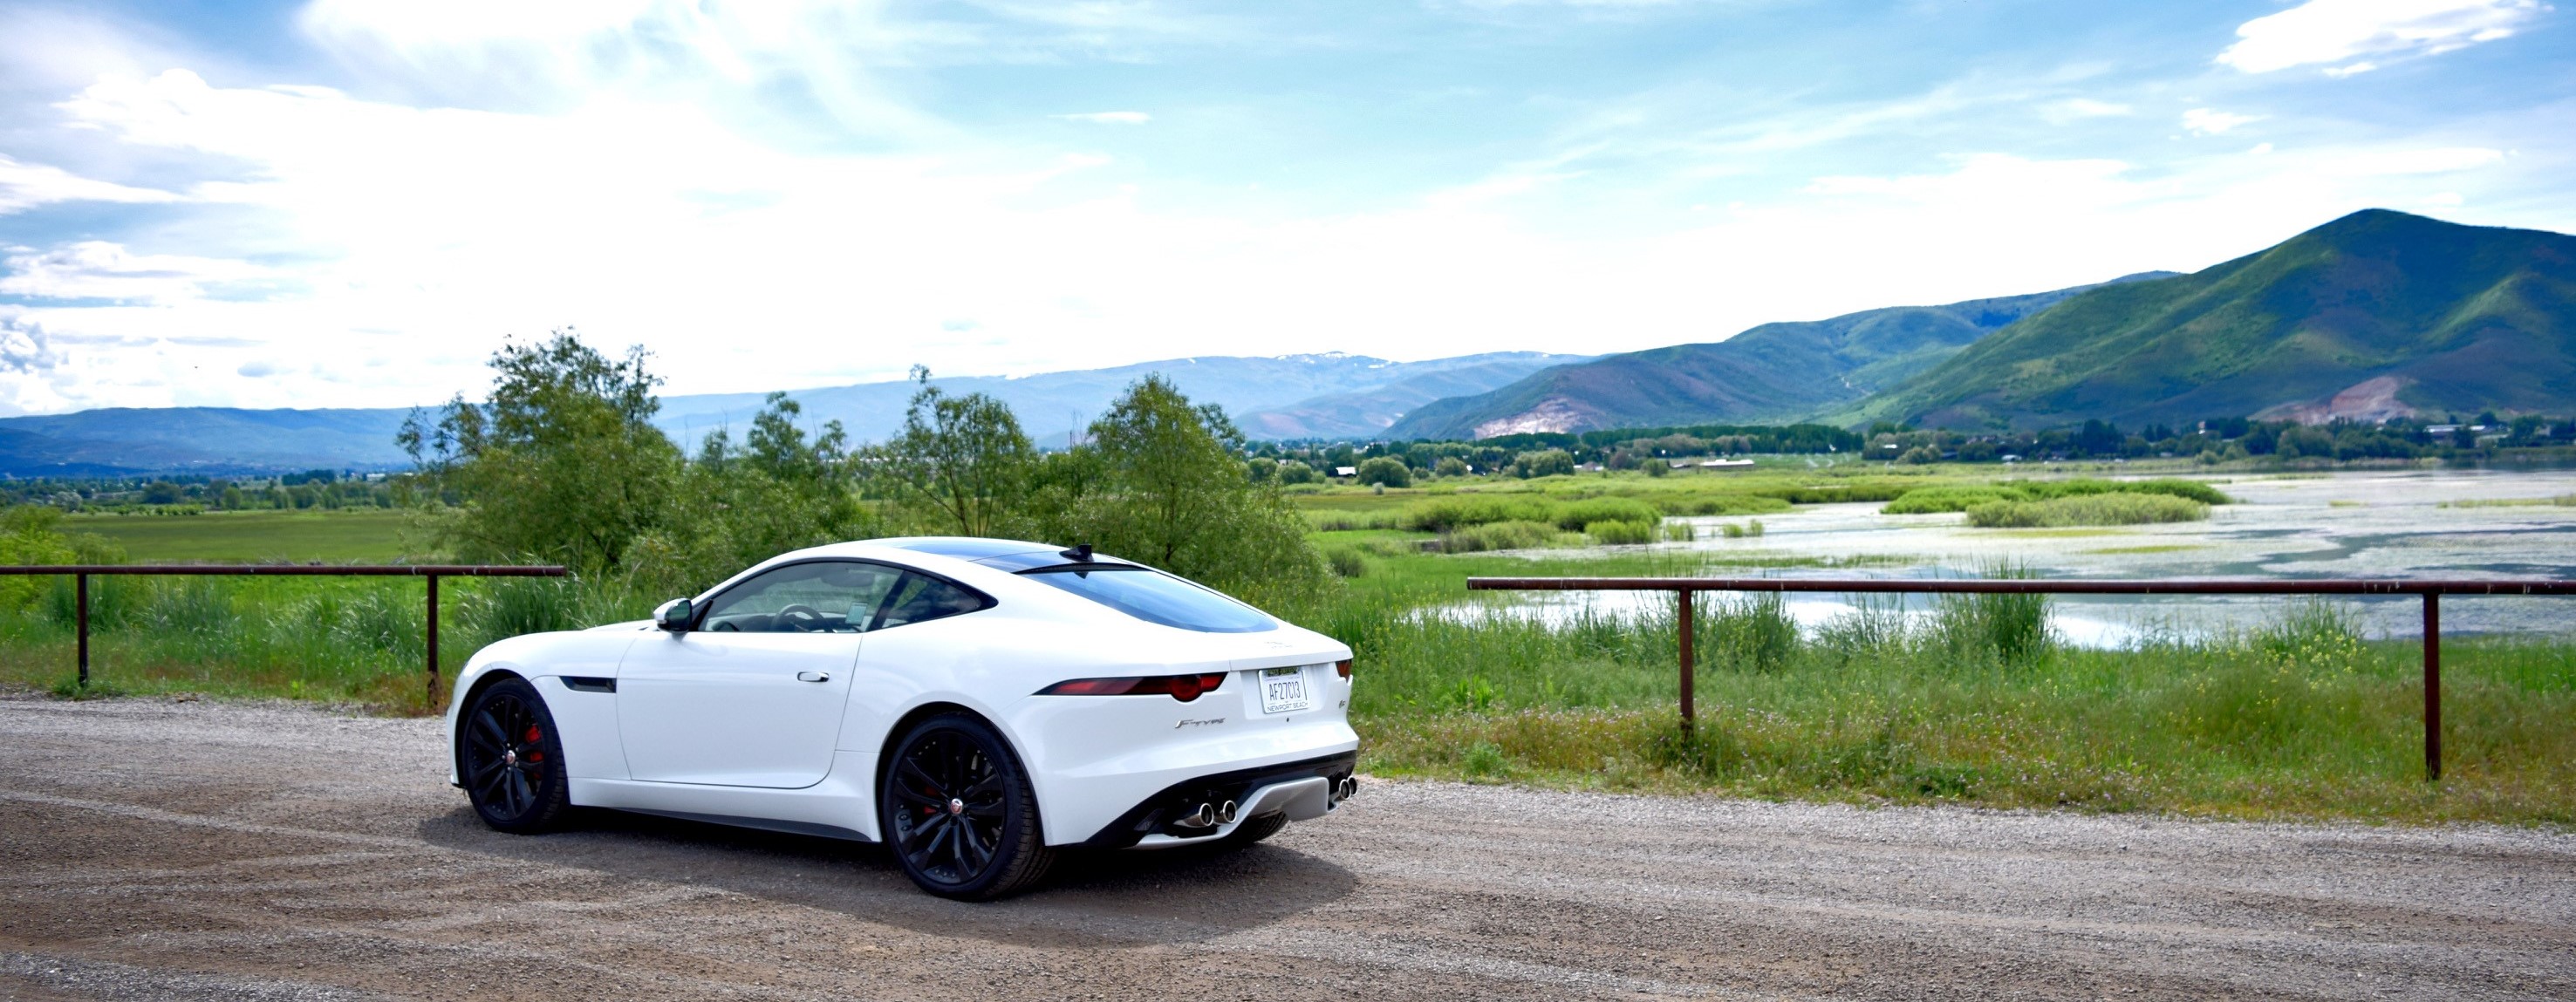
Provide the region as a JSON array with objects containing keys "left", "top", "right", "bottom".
[
  {"left": 1289, "top": 576, "right": 2576, "bottom": 824},
  {"left": 0, "top": 575, "right": 657, "bottom": 712}
]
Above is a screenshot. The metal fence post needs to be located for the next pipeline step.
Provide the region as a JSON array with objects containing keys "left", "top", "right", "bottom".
[
  {"left": 75, "top": 572, "right": 88, "bottom": 689},
  {"left": 2423, "top": 591, "right": 2441, "bottom": 782},
  {"left": 426, "top": 573, "right": 441, "bottom": 707},
  {"left": 1677, "top": 588, "right": 1695, "bottom": 732}
]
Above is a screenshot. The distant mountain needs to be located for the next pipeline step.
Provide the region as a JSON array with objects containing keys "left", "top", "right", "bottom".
[
  {"left": 1850, "top": 209, "right": 2576, "bottom": 429},
  {"left": 0, "top": 408, "right": 414, "bottom": 477},
  {"left": 657, "top": 351, "right": 1589, "bottom": 448},
  {"left": 1233, "top": 354, "right": 1595, "bottom": 439},
  {"left": 1387, "top": 275, "right": 2172, "bottom": 440},
  {"left": 0, "top": 351, "right": 1588, "bottom": 475}
]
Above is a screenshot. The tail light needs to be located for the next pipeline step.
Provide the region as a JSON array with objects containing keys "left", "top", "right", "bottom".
[
  {"left": 1037, "top": 672, "right": 1231, "bottom": 702},
  {"left": 1336, "top": 658, "right": 1353, "bottom": 678}
]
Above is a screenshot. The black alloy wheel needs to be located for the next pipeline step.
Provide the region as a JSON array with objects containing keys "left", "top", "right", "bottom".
[
  {"left": 460, "top": 678, "right": 574, "bottom": 834},
  {"left": 879, "top": 714, "right": 1053, "bottom": 900}
]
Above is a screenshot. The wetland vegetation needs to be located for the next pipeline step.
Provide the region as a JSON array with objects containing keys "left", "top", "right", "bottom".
[{"left": 3, "top": 335, "right": 2573, "bottom": 825}]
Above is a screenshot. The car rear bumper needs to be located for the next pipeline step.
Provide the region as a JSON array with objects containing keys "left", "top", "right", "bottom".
[{"left": 1073, "top": 750, "right": 1358, "bottom": 849}]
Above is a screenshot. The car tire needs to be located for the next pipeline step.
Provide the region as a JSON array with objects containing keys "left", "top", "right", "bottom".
[
  {"left": 458, "top": 677, "right": 575, "bottom": 835},
  {"left": 1217, "top": 812, "right": 1288, "bottom": 849},
  {"left": 879, "top": 713, "right": 1055, "bottom": 901}
]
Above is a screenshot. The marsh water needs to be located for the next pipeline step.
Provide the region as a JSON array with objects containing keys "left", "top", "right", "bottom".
[{"left": 1486, "top": 468, "right": 2576, "bottom": 646}]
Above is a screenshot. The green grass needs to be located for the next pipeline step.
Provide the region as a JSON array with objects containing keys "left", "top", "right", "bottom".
[
  {"left": 1966, "top": 494, "right": 2210, "bottom": 528},
  {"left": 17, "top": 475, "right": 2576, "bottom": 826},
  {"left": 65, "top": 509, "right": 417, "bottom": 563},
  {"left": 1306, "top": 579, "right": 2576, "bottom": 825},
  {"left": 0, "top": 574, "right": 651, "bottom": 714},
  {"left": 1882, "top": 478, "right": 2231, "bottom": 515}
]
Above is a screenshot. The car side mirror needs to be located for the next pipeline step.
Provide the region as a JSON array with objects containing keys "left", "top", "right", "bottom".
[{"left": 653, "top": 597, "right": 694, "bottom": 632}]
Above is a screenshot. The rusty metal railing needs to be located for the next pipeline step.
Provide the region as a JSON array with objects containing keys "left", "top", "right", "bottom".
[
  {"left": 1466, "top": 576, "right": 2576, "bottom": 781},
  {"left": 0, "top": 564, "right": 569, "bottom": 703}
]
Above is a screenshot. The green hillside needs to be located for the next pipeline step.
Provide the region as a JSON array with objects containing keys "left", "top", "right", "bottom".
[
  {"left": 1851, "top": 209, "right": 2576, "bottom": 430},
  {"left": 1386, "top": 276, "right": 2167, "bottom": 440}
]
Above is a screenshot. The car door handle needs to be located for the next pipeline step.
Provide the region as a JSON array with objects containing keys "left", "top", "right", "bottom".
[{"left": 796, "top": 671, "right": 831, "bottom": 683}]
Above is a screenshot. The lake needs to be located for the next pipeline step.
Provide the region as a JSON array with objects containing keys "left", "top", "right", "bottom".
[{"left": 1482, "top": 467, "right": 2576, "bottom": 644}]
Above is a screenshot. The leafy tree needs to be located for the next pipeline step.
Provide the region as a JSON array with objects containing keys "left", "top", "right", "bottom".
[
  {"left": 1433, "top": 456, "right": 1469, "bottom": 478},
  {"left": 0, "top": 506, "right": 121, "bottom": 610},
  {"left": 1047, "top": 374, "right": 1324, "bottom": 601},
  {"left": 631, "top": 393, "right": 877, "bottom": 591},
  {"left": 870, "top": 367, "right": 1038, "bottom": 536},
  {"left": 1513, "top": 449, "right": 1575, "bottom": 478},
  {"left": 398, "top": 331, "right": 681, "bottom": 572},
  {"left": 1355, "top": 456, "right": 1411, "bottom": 487}
]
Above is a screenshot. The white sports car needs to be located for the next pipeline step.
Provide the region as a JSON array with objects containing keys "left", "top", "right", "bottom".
[{"left": 443, "top": 537, "right": 1359, "bottom": 899}]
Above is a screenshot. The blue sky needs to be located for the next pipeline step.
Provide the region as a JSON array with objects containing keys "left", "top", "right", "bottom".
[{"left": 0, "top": 0, "right": 2566, "bottom": 415}]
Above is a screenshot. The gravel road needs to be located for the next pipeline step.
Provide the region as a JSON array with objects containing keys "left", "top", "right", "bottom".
[{"left": 3, "top": 692, "right": 2573, "bottom": 1001}]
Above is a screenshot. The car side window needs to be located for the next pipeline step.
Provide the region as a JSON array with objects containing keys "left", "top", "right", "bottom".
[
  {"left": 700, "top": 562, "right": 903, "bottom": 633},
  {"left": 871, "top": 571, "right": 990, "bottom": 631}
]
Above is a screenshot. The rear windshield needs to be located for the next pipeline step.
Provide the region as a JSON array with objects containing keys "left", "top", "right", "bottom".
[{"left": 1021, "top": 567, "right": 1276, "bottom": 633}]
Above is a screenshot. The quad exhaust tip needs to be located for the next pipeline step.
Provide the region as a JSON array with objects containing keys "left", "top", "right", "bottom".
[
  {"left": 1218, "top": 801, "right": 1239, "bottom": 825},
  {"left": 1175, "top": 802, "right": 1218, "bottom": 829},
  {"left": 1333, "top": 777, "right": 1357, "bottom": 804}
]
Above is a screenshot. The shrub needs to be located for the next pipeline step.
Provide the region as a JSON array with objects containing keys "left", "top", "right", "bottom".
[
  {"left": 1355, "top": 456, "right": 1412, "bottom": 488},
  {"left": 1966, "top": 494, "right": 2208, "bottom": 528},
  {"left": 1584, "top": 520, "right": 1657, "bottom": 545},
  {"left": 1433, "top": 457, "right": 1470, "bottom": 478},
  {"left": 1661, "top": 521, "right": 1696, "bottom": 542},
  {"left": 1324, "top": 545, "right": 1370, "bottom": 578}
]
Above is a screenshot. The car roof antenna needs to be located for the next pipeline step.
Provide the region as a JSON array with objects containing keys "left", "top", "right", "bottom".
[{"left": 1060, "top": 542, "right": 1094, "bottom": 562}]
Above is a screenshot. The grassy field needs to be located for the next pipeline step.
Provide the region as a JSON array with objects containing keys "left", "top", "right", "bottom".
[
  {"left": 65, "top": 509, "right": 415, "bottom": 563},
  {"left": 8, "top": 465, "right": 2573, "bottom": 825}
]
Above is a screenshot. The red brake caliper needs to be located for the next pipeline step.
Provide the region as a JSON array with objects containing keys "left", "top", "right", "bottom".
[{"left": 524, "top": 726, "right": 543, "bottom": 762}]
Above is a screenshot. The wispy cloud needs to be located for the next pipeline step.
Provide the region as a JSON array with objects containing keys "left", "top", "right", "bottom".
[
  {"left": 2182, "top": 108, "right": 2262, "bottom": 135},
  {"left": 0, "top": 1, "right": 2564, "bottom": 414},
  {"left": 1055, "top": 111, "right": 1151, "bottom": 124},
  {"left": 0, "top": 241, "right": 277, "bottom": 303},
  {"left": 2217, "top": 0, "right": 2547, "bottom": 74},
  {"left": 0, "top": 155, "right": 182, "bottom": 214}
]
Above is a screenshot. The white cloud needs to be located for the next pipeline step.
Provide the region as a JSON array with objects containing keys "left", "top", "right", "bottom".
[
  {"left": 2217, "top": 0, "right": 2547, "bottom": 74},
  {"left": 0, "top": 315, "right": 62, "bottom": 373},
  {"left": 2182, "top": 107, "right": 2262, "bottom": 135},
  {"left": 0, "top": 8, "right": 2563, "bottom": 417},
  {"left": 2324, "top": 59, "right": 2381, "bottom": 76},
  {"left": 0, "top": 241, "right": 276, "bottom": 303},
  {"left": 1055, "top": 111, "right": 1151, "bottom": 125},
  {"left": 0, "top": 155, "right": 181, "bottom": 214}
]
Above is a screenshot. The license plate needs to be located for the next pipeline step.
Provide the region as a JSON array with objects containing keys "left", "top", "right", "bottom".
[{"left": 1259, "top": 665, "right": 1312, "bottom": 714}]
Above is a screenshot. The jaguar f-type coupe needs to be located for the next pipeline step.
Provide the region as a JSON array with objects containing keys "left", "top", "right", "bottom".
[{"left": 443, "top": 537, "right": 1359, "bottom": 899}]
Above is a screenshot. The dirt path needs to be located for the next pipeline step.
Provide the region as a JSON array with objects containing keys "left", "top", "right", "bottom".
[{"left": 3, "top": 693, "right": 2572, "bottom": 1000}]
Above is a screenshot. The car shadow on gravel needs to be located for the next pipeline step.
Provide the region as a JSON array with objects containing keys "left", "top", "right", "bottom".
[{"left": 417, "top": 805, "right": 1357, "bottom": 946}]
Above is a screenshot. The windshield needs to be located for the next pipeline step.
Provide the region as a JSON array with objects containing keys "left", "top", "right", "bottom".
[{"left": 1021, "top": 567, "right": 1276, "bottom": 633}]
